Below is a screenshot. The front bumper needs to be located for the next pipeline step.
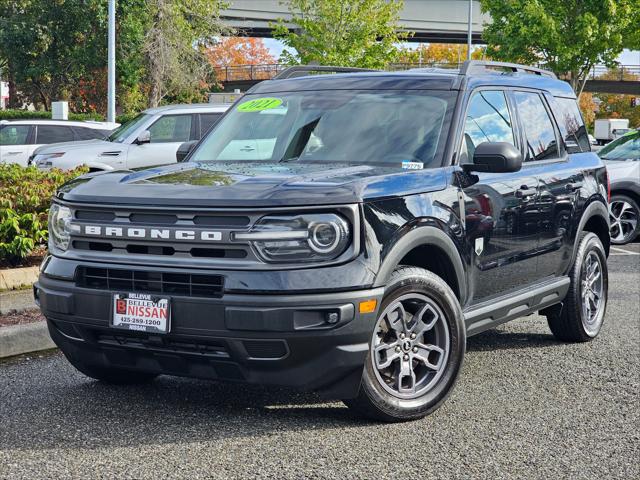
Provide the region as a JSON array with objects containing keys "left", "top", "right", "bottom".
[{"left": 36, "top": 272, "right": 383, "bottom": 399}]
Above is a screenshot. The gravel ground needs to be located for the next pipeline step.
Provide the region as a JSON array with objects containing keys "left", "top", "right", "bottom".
[
  {"left": 0, "top": 249, "right": 638, "bottom": 479},
  {"left": 0, "top": 310, "right": 42, "bottom": 328}
]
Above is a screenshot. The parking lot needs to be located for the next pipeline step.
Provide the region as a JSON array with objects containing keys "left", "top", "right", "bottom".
[{"left": 0, "top": 244, "right": 638, "bottom": 479}]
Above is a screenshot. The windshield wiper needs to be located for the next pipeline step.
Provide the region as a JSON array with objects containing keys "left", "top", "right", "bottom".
[{"left": 279, "top": 155, "right": 300, "bottom": 163}]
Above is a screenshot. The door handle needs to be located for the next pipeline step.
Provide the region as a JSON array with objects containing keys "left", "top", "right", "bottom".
[
  {"left": 7, "top": 151, "right": 21, "bottom": 155},
  {"left": 516, "top": 185, "right": 537, "bottom": 199},
  {"left": 565, "top": 182, "right": 583, "bottom": 191}
]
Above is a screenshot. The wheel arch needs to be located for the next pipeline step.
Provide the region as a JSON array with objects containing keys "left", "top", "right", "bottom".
[
  {"left": 575, "top": 200, "right": 610, "bottom": 260},
  {"left": 373, "top": 226, "right": 467, "bottom": 304},
  {"left": 610, "top": 184, "right": 640, "bottom": 206}
]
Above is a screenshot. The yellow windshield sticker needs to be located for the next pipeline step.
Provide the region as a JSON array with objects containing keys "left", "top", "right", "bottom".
[{"left": 237, "top": 97, "right": 283, "bottom": 112}]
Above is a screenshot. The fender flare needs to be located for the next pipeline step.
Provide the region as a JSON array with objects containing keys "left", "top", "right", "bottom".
[
  {"left": 373, "top": 226, "right": 467, "bottom": 303},
  {"left": 572, "top": 200, "right": 610, "bottom": 262}
]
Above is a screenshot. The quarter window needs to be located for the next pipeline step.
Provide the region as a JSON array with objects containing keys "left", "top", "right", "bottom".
[
  {"left": 461, "top": 90, "right": 515, "bottom": 164},
  {"left": 74, "top": 127, "right": 108, "bottom": 141},
  {"left": 514, "top": 92, "right": 559, "bottom": 161},
  {"left": 148, "top": 115, "right": 192, "bottom": 143}
]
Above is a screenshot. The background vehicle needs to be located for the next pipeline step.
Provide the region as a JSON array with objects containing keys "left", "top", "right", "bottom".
[
  {"left": 594, "top": 118, "right": 630, "bottom": 145},
  {"left": 599, "top": 130, "right": 640, "bottom": 244},
  {"left": 36, "top": 62, "right": 610, "bottom": 422},
  {"left": 31, "top": 104, "right": 230, "bottom": 171},
  {"left": 0, "top": 119, "right": 116, "bottom": 166}
]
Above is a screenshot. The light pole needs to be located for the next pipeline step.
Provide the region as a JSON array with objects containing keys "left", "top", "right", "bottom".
[
  {"left": 107, "top": 0, "right": 116, "bottom": 123},
  {"left": 467, "top": 0, "right": 473, "bottom": 61}
]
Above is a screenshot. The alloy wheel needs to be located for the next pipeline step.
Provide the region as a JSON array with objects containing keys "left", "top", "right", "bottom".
[
  {"left": 371, "top": 293, "right": 450, "bottom": 399},
  {"left": 580, "top": 251, "right": 605, "bottom": 336},
  {"left": 609, "top": 200, "right": 638, "bottom": 244}
]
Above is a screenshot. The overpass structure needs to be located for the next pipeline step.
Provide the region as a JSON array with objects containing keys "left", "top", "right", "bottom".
[{"left": 221, "top": 0, "right": 488, "bottom": 43}]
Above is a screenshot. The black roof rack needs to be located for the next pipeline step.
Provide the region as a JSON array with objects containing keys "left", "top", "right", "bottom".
[
  {"left": 273, "top": 65, "right": 378, "bottom": 80},
  {"left": 461, "top": 60, "right": 557, "bottom": 79}
]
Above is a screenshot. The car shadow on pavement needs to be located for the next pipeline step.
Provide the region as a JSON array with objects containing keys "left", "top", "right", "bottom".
[
  {"left": 0, "top": 361, "right": 378, "bottom": 452},
  {"left": 466, "top": 328, "right": 563, "bottom": 352},
  {"left": 1, "top": 327, "right": 567, "bottom": 452}
]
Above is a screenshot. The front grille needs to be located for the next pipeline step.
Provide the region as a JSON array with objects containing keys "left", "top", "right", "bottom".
[
  {"left": 69, "top": 207, "right": 256, "bottom": 263},
  {"left": 77, "top": 266, "right": 224, "bottom": 297}
]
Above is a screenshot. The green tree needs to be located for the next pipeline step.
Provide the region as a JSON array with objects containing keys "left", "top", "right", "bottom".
[
  {"left": 272, "top": 0, "right": 409, "bottom": 69},
  {"left": 143, "top": 0, "right": 230, "bottom": 107},
  {"left": 0, "top": 0, "right": 108, "bottom": 110},
  {"left": 0, "top": 0, "right": 230, "bottom": 112},
  {"left": 479, "top": 0, "right": 634, "bottom": 97}
]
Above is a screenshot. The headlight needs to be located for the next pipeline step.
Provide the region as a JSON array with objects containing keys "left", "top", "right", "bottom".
[
  {"left": 48, "top": 204, "right": 73, "bottom": 251},
  {"left": 234, "top": 213, "right": 350, "bottom": 263},
  {"left": 34, "top": 152, "right": 64, "bottom": 168}
]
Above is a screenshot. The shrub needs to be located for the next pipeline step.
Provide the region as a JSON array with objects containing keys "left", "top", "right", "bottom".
[
  {"left": 0, "top": 164, "right": 88, "bottom": 265},
  {"left": 0, "top": 109, "right": 137, "bottom": 125}
]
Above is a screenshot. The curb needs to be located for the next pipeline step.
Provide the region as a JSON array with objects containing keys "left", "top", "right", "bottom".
[
  {"left": 0, "top": 288, "right": 38, "bottom": 315},
  {"left": 0, "top": 322, "right": 56, "bottom": 359},
  {"left": 0, "top": 266, "right": 40, "bottom": 291}
]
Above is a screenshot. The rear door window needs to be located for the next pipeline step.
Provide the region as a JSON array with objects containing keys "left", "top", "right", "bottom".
[
  {"left": 35, "top": 125, "right": 75, "bottom": 144},
  {"left": 513, "top": 92, "right": 559, "bottom": 162}
]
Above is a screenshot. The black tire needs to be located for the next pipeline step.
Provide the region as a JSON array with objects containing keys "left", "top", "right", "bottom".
[
  {"left": 546, "top": 232, "right": 608, "bottom": 342},
  {"left": 609, "top": 194, "right": 640, "bottom": 245},
  {"left": 344, "top": 266, "right": 465, "bottom": 422},
  {"left": 68, "top": 357, "right": 158, "bottom": 385}
]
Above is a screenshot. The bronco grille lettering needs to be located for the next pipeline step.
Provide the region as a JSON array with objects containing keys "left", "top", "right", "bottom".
[{"left": 78, "top": 224, "right": 222, "bottom": 242}]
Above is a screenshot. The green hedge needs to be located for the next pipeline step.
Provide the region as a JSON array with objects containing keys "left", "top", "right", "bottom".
[
  {"left": 0, "top": 164, "right": 88, "bottom": 265},
  {"left": 0, "top": 109, "right": 138, "bottom": 125}
]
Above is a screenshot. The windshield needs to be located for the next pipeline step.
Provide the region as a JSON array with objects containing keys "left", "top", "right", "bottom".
[
  {"left": 599, "top": 131, "right": 640, "bottom": 160},
  {"left": 107, "top": 114, "right": 151, "bottom": 143},
  {"left": 190, "top": 90, "right": 455, "bottom": 168}
]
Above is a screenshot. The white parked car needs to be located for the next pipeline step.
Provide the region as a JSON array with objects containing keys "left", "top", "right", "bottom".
[
  {"left": 0, "top": 119, "right": 117, "bottom": 167},
  {"left": 31, "top": 104, "right": 230, "bottom": 171}
]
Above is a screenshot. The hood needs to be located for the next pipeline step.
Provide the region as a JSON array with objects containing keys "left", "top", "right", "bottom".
[
  {"left": 604, "top": 159, "right": 640, "bottom": 183},
  {"left": 34, "top": 139, "right": 116, "bottom": 155},
  {"left": 57, "top": 161, "right": 449, "bottom": 207}
]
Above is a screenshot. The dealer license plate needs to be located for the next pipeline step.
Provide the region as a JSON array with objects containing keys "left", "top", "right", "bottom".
[{"left": 112, "top": 293, "right": 170, "bottom": 334}]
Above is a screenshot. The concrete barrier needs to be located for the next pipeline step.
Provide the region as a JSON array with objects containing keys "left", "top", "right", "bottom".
[{"left": 0, "top": 322, "right": 56, "bottom": 359}]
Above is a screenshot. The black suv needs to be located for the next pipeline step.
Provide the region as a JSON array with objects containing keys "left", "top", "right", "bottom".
[{"left": 36, "top": 61, "right": 610, "bottom": 422}]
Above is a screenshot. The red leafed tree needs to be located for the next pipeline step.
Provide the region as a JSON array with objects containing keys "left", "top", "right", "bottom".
[{"left": 207, "top": 37, "right": 277, "bottom": 82}]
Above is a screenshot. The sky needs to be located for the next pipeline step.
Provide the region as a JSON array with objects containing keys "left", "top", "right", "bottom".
[{"left": 263, "top": 38, "right": 640, "bottom": 66}]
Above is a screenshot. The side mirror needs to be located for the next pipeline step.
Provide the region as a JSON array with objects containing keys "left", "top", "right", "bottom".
[
  {"left": 135, "top": 130, "right": 151, "bottom": 145},
  {"left": 176, "top": 140, "right": 198, "bottom": 162},
  {"left": 465, "top": 142, "right": 523, "bottom": 173}
]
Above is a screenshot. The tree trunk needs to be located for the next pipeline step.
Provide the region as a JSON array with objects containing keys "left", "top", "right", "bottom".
[
  {"left": 149, "top": 82, "right": 162, "bottom": 108},
  {"left": 7, "top": 64, "right": 19, "bottom": 108}
]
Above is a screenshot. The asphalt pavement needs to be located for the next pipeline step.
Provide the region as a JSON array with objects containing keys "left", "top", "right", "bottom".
[{"left": 0, "top": 245, "right": 638, "bottom": 479}]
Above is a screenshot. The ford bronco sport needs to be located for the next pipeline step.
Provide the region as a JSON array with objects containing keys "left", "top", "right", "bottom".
[{"left": 36, "top": 61, "right": 610, "bottom": 422}]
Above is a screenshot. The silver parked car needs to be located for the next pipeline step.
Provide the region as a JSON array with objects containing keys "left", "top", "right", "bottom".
[
  {"left": 30, "top": 104, "right": 230, "bottom": 171},
  {"left": 598, "top": 130, "right": 640, "bottom": 244}
]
